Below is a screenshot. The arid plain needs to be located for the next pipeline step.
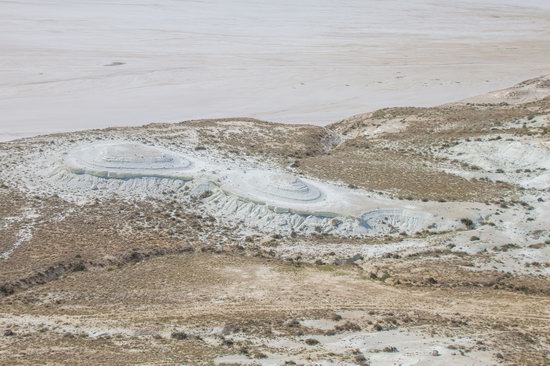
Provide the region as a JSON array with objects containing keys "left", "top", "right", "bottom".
[{"left": 1, "top": 77, "right": 549, "bottom": 365}]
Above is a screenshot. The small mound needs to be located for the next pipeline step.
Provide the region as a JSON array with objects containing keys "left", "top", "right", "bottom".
[
  {"left": 450, "top": 139, "right": 550, "bottom": 171},
  {"left": 64, "top": 142, "right": 196, "bottom": 180},
  {"left": 360, "top": 208, "right": 430, "bottom": 234},
  {"left": 220, "top": 170, "right": 328, "bottom": 213}
]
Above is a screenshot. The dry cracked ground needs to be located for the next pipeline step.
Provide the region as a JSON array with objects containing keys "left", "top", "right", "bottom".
[{"left": 0, "top": 76, "right": 550, "bottom": 365}]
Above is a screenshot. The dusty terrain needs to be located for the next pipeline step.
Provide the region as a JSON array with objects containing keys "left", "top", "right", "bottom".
[{"left": 0, "top": 77, "right": 550, "bottom": 365}]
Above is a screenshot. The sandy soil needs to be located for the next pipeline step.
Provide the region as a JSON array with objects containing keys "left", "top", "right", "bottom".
[
  {"left": 0, "top": 254, "right": 548, "bottom": 365},
  {"left": 2, "top": 0, "right": 550, "bottom": 141},
  {"left": 1, "top": 76, "right": 549, "bottom": 364}
]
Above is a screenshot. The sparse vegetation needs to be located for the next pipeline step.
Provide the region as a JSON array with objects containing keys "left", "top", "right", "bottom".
[
  {"left": 170, "top": 331, "right": 188, "bottom": 340},
  {"left": 461, "top": 218, "right": 475, "bottom": 230}
]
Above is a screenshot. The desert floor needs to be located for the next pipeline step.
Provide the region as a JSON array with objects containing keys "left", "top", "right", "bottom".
[{"left": 1, "top": 77, "right": 549, "bottom": 363}]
